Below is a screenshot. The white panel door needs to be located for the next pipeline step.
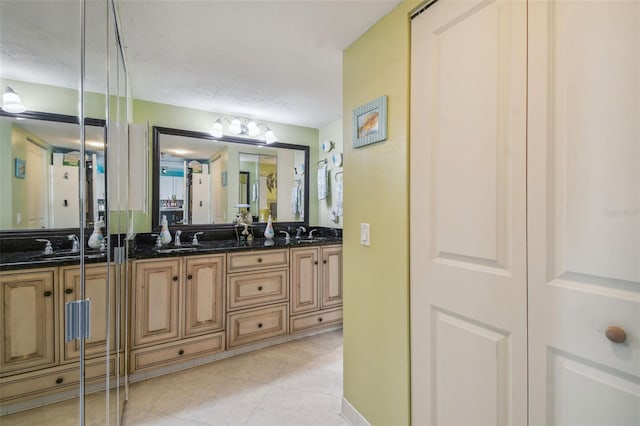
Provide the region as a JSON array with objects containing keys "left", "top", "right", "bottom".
[
  {"left": 528, "top": 1, "right": 640, "bottom": 425},
  {"left": 25, "top": 140, "right": 49, "bottom": 228},
  {"left": 410, "top": 1, "right": 527, "bottom": 424}
]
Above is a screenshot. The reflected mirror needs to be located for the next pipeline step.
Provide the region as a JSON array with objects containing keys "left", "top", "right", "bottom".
[
  {"left": 153, "top": 126, "right": 309, "bottom": 228},
  {"left": 0, "top": 112, "right": 106, "bottom": 231}
]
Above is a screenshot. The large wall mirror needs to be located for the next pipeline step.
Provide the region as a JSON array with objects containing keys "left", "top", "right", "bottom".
[
  {"left": 0, "top": 111, "right": 106, "bottom": 231},
  {"left": 153, "top": 126, "right": 309, "bottom": 229}
]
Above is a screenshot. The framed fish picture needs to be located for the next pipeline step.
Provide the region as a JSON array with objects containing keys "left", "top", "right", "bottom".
[{"left": 352, "top": 95, "right": 387, "bottom": 148}]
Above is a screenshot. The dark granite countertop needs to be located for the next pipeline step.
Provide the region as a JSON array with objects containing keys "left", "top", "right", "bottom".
[
  {"left": 0, "top": 250, "right": 109, "bottom": 271},
  {"left": 131, "top": 236, "right": 342, "bottom": 260},
  {"left": 0, "top": 234, "right": 342, "bottom": 271}
]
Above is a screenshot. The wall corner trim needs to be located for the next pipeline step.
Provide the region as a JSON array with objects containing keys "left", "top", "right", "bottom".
[{"left": 341, "top": 397, "right": 372, "bottom": 426}]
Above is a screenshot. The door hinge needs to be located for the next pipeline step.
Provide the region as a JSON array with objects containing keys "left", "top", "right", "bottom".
[{"left": 65, "top": 299, "right": 91, "bottom": 342}]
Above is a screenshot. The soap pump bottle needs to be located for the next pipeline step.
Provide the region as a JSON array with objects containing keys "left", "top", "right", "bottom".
[
  {"left": 159, "top": 215, "right": 172, "bottom": 245},
  {"left": 88, "top": 216, "right": 104, "bottom": 249},
  {"left": 264, "top": 214, "right": 275, "bottom": 239}
]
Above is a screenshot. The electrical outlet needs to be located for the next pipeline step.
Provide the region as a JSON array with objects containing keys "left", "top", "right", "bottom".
[
  {"left": 360, "top": 223, "right": 370, "bottom": 246},
  {"left": 16, "top": 212, "right": 22, "bottom": 224}
]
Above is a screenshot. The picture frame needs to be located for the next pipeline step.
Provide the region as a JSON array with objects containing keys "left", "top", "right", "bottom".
[
  {"left": 15, "top": 158, "right": 26, "bottom": 178},
  {"left": 352, "top": 95, "right": 387, "bottom": 148}
]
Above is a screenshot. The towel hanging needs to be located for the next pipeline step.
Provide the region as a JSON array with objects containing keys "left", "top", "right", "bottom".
[{"left": 317, "top": 163, "right": 328, "bottom": 201}]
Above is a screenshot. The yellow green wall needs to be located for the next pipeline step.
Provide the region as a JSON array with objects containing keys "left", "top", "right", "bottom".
[
  {"left": 132, "top": 99, "right": 321, "bottom": 232},
  {"left": 342, "top": 1, "right": 418, "bottom": 424}
]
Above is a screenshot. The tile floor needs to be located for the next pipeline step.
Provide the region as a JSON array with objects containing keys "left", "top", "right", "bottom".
[{"left": 2, "top": 329, "right": 347, "bottom": 426}]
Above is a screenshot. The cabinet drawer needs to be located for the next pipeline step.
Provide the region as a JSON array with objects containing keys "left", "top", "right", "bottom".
[
  {"left": 227, "top": 268, "right": 288, "bottom": 311},
  {"left": 227, "top": 303, "right": 288, "bottom": 348},
  {"left": 0, "top": 357, "right": 116, "bottom": 403},
  {"left": 130, "top": 332, "right": 225, "bottom": 373},
  {"left": 290, "top": 308, "right": 343, "bottom": 334},
  {"left": 227, "top": 249, "right": 288, "bottom": 272}
]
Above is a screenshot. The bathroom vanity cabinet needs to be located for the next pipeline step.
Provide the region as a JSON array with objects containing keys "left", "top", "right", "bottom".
[
  {"left": 0, "top": 240, "right": 342, "bottom": 403},
  {"left": 130, "top": 244, "right": 342, "bottom": 372},
  {"left": 226, "top": 249, "right": 290, "bottom": 348},
  {"left": 290, "top": 245, "right": 343, "bottom": 333},
  {"left": 129, "top": 254, "right": 226, "bottom": 372},
  {"left": 0, "top": 264, "right": 121, "bottom": 404}
]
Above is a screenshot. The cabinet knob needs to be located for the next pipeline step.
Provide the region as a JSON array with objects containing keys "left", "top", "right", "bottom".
[
  {"left": 258, "top": 286, "right": 263, "bottom": 291},
  {"left": 44, "top": 291, "right": 52, "bottom": 297},
  {"left": 65, "top": 288, "right": 73, "bottom": 295},
  {"left": 173, "top": 276, "right": 178, "bottom": 282},
  {"left": 323, "top": 260, "right": 327, "bottom": 264},
  {"left": 257, "top": 323, "right": 263, "bottom": 328},
  {"left": 178, "top": 349, "right": 184, "bottom": 356},
  {"left": 55, "top": 377, "right": 64, "bottom": 384},
  {"left": 257, "top": 258, "right": 263, "bottom": 263},
  {"left": 605, "top": 326, "right": 627, "bottom": 344},
  {"left": 318, "top": 317, "right": 323, "bottom": 322},
  {"left": 314, "top": 261, "right": 318, "bottom": 265},
  {"left": 187, "top": 274, "right": 193, "bottom": 280}
]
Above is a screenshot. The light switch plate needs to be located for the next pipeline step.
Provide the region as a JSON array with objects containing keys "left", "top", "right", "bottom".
[{"left": 360, "top": 223, "right": 370, "bottom": 246}]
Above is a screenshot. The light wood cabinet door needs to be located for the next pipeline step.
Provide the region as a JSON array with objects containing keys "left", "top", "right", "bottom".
[
  {"left": 132, "top": 258, "right": 181, "bottom": 347},
  {"left": 61, "top": 264, "right": 118, "bottom": 361},
  {"left": 1, "top": 269, "right": 57, "bottom": 375},
  {"left": 184, "top": 255, "right": 225, "bottom": 337},
  {"left": 290, "top": 247, "right": 319, "bottom": 314},
  {"left": 320, "top": 246, "right": 342, "bottom": 309}
]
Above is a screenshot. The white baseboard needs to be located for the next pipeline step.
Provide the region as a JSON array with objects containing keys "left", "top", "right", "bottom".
[{"left": 341, "top": 397, "right": 372, "bottom": 426}]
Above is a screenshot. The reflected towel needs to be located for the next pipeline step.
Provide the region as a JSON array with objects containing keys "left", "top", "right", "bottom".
[
  {"left": 251, "top": 182, "right": 258, "bottom": 203},
  {"left": 335, "top": 178, "right": 343, "bottom": 217},
  {"left": 291, "top": 186, "right": 300, "bottom": 214},
  {"left": 317, "top": 164, "right": 328, "bottom": 201},
  {"left": 299, "top": 185, "right": 304, "bottom": 217}
]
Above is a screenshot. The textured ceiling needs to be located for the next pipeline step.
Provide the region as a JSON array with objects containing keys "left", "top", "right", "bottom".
[
  {"left": 1, "top": 1, "right": 401, "bottom": 129},
  {"left": 117, "top": 0, "right": 402, "bottom": 128}
]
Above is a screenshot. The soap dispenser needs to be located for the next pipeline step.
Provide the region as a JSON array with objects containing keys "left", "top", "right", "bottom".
[
  {"left": 88, "top": 216, "right": 104, "bottom": 249},
  {"left": 159, "top": 215, "right": 172, "bottom": 245},
  {"left": 264, "top": 214, "right": 275, "bottom": 239}
]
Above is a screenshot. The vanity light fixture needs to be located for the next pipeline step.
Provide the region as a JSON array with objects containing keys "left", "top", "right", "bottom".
[
  {"left": 2, "top": 85, "right": 27, "bottom": 114},
  {"left": 210, "top": 117, "right": 278, "bottom": 144}
]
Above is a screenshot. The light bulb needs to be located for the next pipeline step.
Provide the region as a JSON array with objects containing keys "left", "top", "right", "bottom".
[
  {"left": 2, "top": 88, "right": 26, "bottom": 114},
  {"left": 210, "top": 121, "right": 223, "bottom": 138},
  {"left": 228, "top": 118, "right": 242, "bottom": 135},
  {"left": 247, "top": 121, "right": 260, "bottom": 137},
  {"left": 264, "top": 129, "right": 277, "bottom": 144}
]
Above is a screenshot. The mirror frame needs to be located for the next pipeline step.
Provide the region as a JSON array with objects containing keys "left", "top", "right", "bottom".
[
  {"left": 0, "top": 109, "right": 106, "bottom": 236},
  {"left": 152, "top": 126, "right": 310, "bottom": 230}
]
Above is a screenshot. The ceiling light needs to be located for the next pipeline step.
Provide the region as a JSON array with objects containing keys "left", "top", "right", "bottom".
[
  {"left": 210, "top": 120, "right": 223, "bottom": 138},
  {"left": 2, "top": 85, "right": 27, "bottom": 114},
  {"left": 264, "top": 128, "right": 277, "bottom": 144},
  {"left": 209, "top": 116, "right": 277, "bottom": 143}
]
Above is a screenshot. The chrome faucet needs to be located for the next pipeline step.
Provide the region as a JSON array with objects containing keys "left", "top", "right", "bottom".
[
  {"left": 308, "top": 229, "right": 318, "bottom": 238},
  {"left": 36, "top": 239, "right": 53, "bottom": 255},
  {"left": 151, "top": 234, "right": 163, "bottom": 249},
  {"left": 279, "top": 230, "right": 290, "bottom": 243},
  {"left": 295, "top": 226, "right": 306, "bottom": 239},
  {"left": 174, "top": 230, "right": 182, "bottom": 247},
  {"left": 192, "top": 232, "right": 203, "bottom": 245},
  {"left": 68, "top": 234, "right": 80, "bottom": 253}
]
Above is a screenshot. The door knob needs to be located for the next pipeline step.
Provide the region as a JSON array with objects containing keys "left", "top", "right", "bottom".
[{"left": 605, "top": 326, "right": 627, "bottom": 344}]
